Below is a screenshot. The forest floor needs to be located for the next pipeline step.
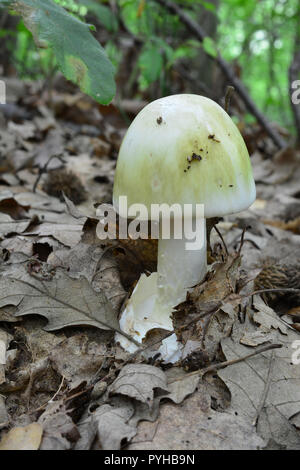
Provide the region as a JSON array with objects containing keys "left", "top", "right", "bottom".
[{"left": 0, "top": 76, "right": 300, "bottom": 450}]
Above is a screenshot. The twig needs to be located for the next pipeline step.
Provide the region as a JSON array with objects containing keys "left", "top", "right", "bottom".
[
  {"left": 168, "top": 343, "right": 282, "bottom": 383},
  {"left": 32, "top": 376, "right": 66, "bottom": 414},
  {"left": 155, "top": 0, "right": 286, "bottom": 150},
  {"left": 225, "top": 85, "right": 235, "bottom": 113},
  {"left": 49, "top": 375, "right": 65, "bottom": 403},
  {"left": 248, "top": 288, "right": 300, "bottom": 297},
  {"left": 213, "top": 224, "right": 228, "bottom": 257},
  {"left": 237, "top": 226, "right": 249, "bottom": 255},
  {"left": 33, "top": 153, "right": 64, "bottom": 193},
  {"left": 92, "top": 304, "right": 223, "bottom": 388},
  {"left": 60, "top": 308, "right": 284, "bottom": 403}
]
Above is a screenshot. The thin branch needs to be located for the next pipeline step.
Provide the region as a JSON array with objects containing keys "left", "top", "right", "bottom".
[
  {"left": 32, "top": 375, "right": 66, "bottom": 414},
  {"left": 248, "top": 288, "right": 300, "bottom": 297},
  {"left": 33, "top": 153, "right": 64, "bottom": 193},
  {"left": 168, "top": 343, "right": 282, "bottom": 383},
  {"left": 213, "top": 224, "right": 228, "bottom": 257},
  {"left": 224, "top": 85, "right": 235, "bottom": 113},
  {"left": 237, "top": 225, "right": 249, "bottom": 255},
  {"left": 62, "top": 343, "right": 283, "bottom": 407},
  {"left": 155, "top": 0, "right": 286, "bottom": 150}
]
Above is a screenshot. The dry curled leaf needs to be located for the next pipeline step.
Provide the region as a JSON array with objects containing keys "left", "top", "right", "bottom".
[
  {"left": 109, "top": 364, "right": 168, "bottom": 406},
  {"left": 253, "top": 296, "right": 288, "bottom": 334},
  {"left": 94, "top": 398, "right": 137, "bottom": 450},
  {"left": 165, "top": 367, "right": 200, "bottom": 404},
  {"left": 0, "top": 267, "right": 119, "bottom": 333},
  {"left": 128, "top": 383, "right": 265, "bottom": 450},
  {"left": 38, "top": 402, "right": 79, "bottom": 450}
]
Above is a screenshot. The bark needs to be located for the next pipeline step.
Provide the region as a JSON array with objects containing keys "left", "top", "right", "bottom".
[{"left": 0, "top": 11, "right": 18, "bottom": 76}]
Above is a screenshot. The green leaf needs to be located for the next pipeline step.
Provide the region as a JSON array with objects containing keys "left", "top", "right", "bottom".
[
  {"left": 1, "top": 0, "right": 116, "bottom": 104},
  {"left": 201, "top": 1, "right": 216, "bottom": 12},
  {"left": 202, "top": 36, "right": 218, "bottom": 58},
  {"left": 138, "top": 45, "right": 163, "bottom": 84},
  {"left": 184, "top": 0, "right": 216, "bottom": 12},
  {"left": 80, "top": 0, "right": 119, "bottom": 32}
]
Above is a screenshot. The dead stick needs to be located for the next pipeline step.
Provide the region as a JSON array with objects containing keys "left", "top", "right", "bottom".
[
  {"left": 91, "top": 305, "right": 223, "bottom": 387},
  {"left": 155, "top": 0, "right": 286, "bottom": 150},
  {"left": 238, "top": 225, "right": 249, "bottom": 255},
  {"left": 213, "top": 224, "right": 228, "bottom": 257},
  {"left": 33, "top": 153, "right": 64, "bottom": 193},
  {"left": 63, "top": 343, "right": 282, "bottom": 406},
  {"left": 248, "top": 288, "right": 300, "bottom": 296},
  {"left": 97, "top": 288, "right": 298, "bottom": 385},
  {"left": 169, "top": 343, "right": 282, "bottom": 383}
]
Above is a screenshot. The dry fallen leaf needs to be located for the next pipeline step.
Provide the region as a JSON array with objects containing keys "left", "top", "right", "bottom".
[
  {"left": 127, "top": 383, "right": 265, "bottom": 450},
  {"left": 0, "top": 213, "right": 35, "bottom": 238},
  {"left": 0, "top": 329, "right": 12, "bottom": 385},
  {"left": 165, "top": 367, "right": 200, "bottom": 404},
  {"left": 108, "top": 364, "right": 168, "bottom": 406},
  {"left": 75, "top": 364, "right": 199, "bottom": 450},
  {"left": 0, "top": 422, "right": 43, "bottom": 450},
  {"left": 50, "top": 334, "right": 108, "bottom": 388},
  {"left": 0, "top": 192, "right": 30, "bottom": 219},
  {"left": 0, "top": 266, "right": 119, "bottom": 333},
  {"left": 219, "top": 320, "right": 300, "bottom": 449},
  {"left": 38, "top": 402, "right": 79, "bottom": 450},
  {"left": 0, "top": 397, "right": 9, "bottom": 430},
  {"left": 253, "top": 296, "right": 288, "bottom": 334},
  {"left": 93, "top": 398, "right": 137, "bottom": 450},
  {"left": 1, "top": 76, "right": 300, "bottom": 451}
]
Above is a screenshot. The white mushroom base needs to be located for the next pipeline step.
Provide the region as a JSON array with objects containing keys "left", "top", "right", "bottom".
[
  {"left": 115, "top": 222, "right": 207, "bottom": 363},
  {"left": 115, "top": 272, "right": 183, "bottom": 362}
]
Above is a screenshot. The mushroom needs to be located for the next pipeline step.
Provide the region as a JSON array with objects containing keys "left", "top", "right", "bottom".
[{"left": 113, "top": 94, "right": 256, "bottom": 360}]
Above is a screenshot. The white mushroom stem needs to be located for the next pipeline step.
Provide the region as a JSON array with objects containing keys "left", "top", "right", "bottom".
[
  {"left": 116, "top": 217, "right": 207, "bottom": 362},
  {"left": 157, "top": 217, "right": 207, "bottom": 308}
]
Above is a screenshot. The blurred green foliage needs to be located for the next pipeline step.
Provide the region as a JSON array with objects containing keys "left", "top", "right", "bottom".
[
  {"left": 1, "top": 0, "right": 299, "bottom": 131},
  {"left": 218, "top": 0, "right": 298, "bottom": 129},
  {"left": 1, "top": 0, "right": 115, "bottom": 103}
]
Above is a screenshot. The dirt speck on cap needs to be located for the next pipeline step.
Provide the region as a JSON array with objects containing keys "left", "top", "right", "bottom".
[{"left": 208, "top": 134, "right": 220, "bottom": 143}]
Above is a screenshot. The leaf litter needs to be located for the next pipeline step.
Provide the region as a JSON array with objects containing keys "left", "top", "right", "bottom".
[{"left": 0, "top": 77, "right": 299, "bottom": 450}]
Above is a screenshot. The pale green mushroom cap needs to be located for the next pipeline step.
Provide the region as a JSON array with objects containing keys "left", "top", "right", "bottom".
[{"left": 113, "top": 94, "right": 256, "bottom": 218}]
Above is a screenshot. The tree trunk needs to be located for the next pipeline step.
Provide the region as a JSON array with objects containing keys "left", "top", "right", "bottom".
[
  {"left": 0, "top": 11, "right": 18, "bottom": 76},
  {"left": 288, "top": 11, "right": 300, "bottom": 146}
]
